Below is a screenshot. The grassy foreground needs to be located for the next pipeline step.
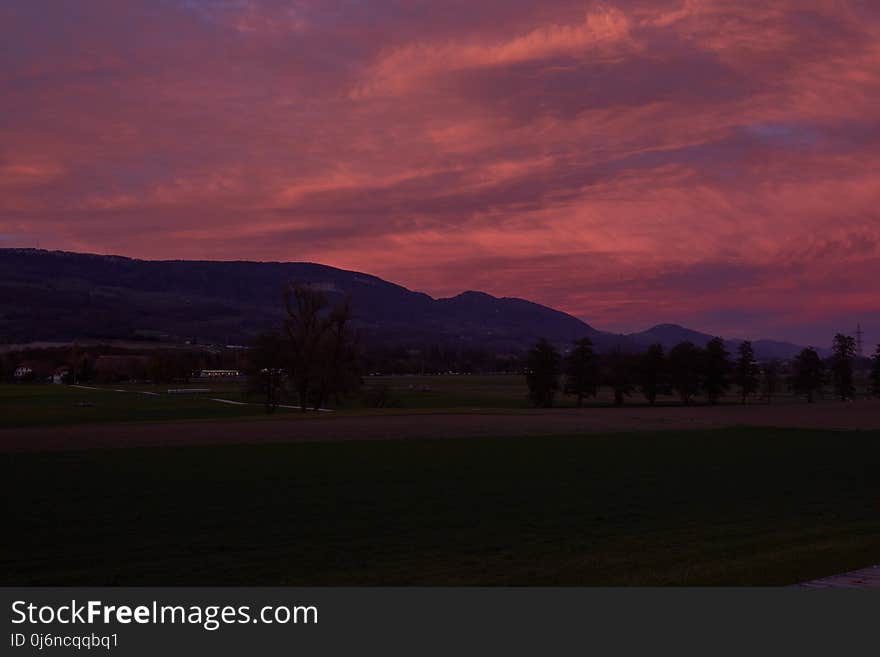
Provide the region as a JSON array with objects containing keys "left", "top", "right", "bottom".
[
  {"left": 0, "top": 378, "right": 532, "bottom": 428},
  {"left": 3, "top": 427, "right": 879, "bottom": 585},
  {"left": 3, "top": 376, "right": 816, "bottom": 429},
  {"left": 0, "top": 384, "right": 299, "bottom": 428}
]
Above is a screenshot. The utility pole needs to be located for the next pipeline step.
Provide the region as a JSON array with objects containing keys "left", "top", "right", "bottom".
[{"left": 856, "top": 323, "right": 864, "bottom": 358}]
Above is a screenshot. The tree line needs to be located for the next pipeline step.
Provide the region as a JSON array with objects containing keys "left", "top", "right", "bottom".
[
  {"left": 5, "top": 294, "right": 880, "bottom": 413},
  {"left": 525, "top": 333, "right": 880, "bottom": 408},
  {"left": 0, "top": 344, "right": 247, "bottom": 385}
]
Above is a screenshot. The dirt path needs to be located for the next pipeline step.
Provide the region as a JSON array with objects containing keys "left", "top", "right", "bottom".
[{"left": 2, "top": 400, "right": 879, "bottom": 453}]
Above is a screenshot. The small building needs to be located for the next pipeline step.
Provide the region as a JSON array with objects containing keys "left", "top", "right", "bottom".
[
  {"left": 14, "top": 365, "right": 33, "bottom": 379},
  {"left": 194, "top": 369, "right": 243, "bottom": 380},
  {"left": 14, "top": 360, "right": 53, "bottom": 383}
]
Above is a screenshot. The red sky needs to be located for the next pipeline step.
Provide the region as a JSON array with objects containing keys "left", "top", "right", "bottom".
[{"left": 2, "top": 1, "right": 879, "bottom": 347}]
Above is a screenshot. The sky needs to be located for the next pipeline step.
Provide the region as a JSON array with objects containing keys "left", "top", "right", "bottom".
[{"left": 1, "top": 1, "right": 879, "bottom": 348}]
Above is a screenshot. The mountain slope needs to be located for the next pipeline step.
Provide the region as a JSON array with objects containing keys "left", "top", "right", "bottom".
[
  {"left": 0, "top": 249, "right": 606, "bottom": 349},
  {"left": 0, "top": 249, "right": 818, "bottom": 358},
  {"left": 629, "top": 323, "right": 819, "bottom": 360}
]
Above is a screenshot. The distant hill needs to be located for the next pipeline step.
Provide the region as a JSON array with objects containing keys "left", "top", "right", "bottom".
[
  {"left": 629, "top": 324, "right": 816, "bottom": 360},
  {"left": 0, "top": 249, "right": 817, "bottom": 358},
  {"left": 629, "top": 323, "right": 716, "bottom": 349},
  {"left": 0, "top": 249, "right": 615, "bottom": 351}
]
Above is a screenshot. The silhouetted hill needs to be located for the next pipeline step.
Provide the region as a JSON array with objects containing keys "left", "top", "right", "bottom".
[
  {"left": 629, "top": 323, "right": 821, "bottom": 360},
  {"left": 629, "top": 323, "right": 714, "bottom": 348},
  {"left": 0, "top": 249, "right": 611, "bottom": 350},
  {"left": 0, "top": 249, "right": 819, "bottom": 358}
]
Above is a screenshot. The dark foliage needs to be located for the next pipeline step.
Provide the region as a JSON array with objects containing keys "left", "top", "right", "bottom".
[
  {"left": 790, "top": 347, "right": 825, "bottom": 403},
  {"left": 761, "top": 359, "right": 782, "bottom": 404},
  {"left": 703, "top": 337, "right": 731, "bottom": 404},
  {"left": 247, "top": 332, "right": 288, "bottom": 413},
  {"left": 871, "top": 345, "right": 880, "bottom": 398},
  {"left": 830, "top": 333, "right": 856, "bottom": 401},
  {"left": 526, "top": 339, "right": 561, "bottom": 408},
  {"left": 668, "top": 341, "right": 704, "bottom": 405},
  {"left": 733, "top": 340, "right": 760, "bottom": 403},
  {"left": 636, "top": 343, "right": 669, "bottom": 405},
  {"left": 563, "top": 338, "right": 600, "bottom": 406},
  {"left": 602, "top": 348, "right": 636, "bottom": 406}
]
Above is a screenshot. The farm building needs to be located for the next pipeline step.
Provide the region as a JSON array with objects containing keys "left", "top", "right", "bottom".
[
  {"left": 193, "top": 369, "right": 243, "bottom": 381},
  {"left": 14, "top": 360, "right": 53, "bottom": 382}
]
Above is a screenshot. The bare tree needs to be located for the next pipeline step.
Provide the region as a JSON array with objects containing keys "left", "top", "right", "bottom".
[
  {"left": 313, "top": 297, "right": 360, "bottom": 411},
  {"left": 284, "top": 283, "right": 330, "bottom": 411},
  {"left": 282, "top": 283, "right": 359, "bottom": 412}
]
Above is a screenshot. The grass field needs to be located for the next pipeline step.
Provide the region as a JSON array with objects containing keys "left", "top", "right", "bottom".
[
  {"left": 0, "top": 376, "right": 814, "bottom": 429},
  {"left": 0, "top": 377, "right": 535, "bottom": 429},
  {"left": 4, "top": 426, "right": 879, "bottom": 585},
  {"left": 0, "top": 384, "right": 300, "bottom": 428},
  {"left": 0, "top": 379, "right": 533, "bottom": 429},
  {"left": 364, "top": 374, "right": 797, "bottom": 409}
]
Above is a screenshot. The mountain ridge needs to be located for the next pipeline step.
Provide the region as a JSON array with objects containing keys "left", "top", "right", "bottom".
[{"left": 0, "top": 248, "right": 815, "bottom": 358}]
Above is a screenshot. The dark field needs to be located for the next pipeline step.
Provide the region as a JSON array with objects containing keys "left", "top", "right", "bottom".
[
  {"left": 0, "top": 384, "right": 301, "bottom": 428},
  {"left": 4, "top": 427, "right": 879, "bottom": 585},
  {"left": 1, "top": 377, "right": 534, "bottom": 429},
  {"left": 0, "top": 375, "right": 859, "bottom": 429}
]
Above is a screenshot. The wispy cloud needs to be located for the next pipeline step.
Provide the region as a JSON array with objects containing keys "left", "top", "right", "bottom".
[{"left": 1, "top": 0, "right": 878, "bottom": 345}]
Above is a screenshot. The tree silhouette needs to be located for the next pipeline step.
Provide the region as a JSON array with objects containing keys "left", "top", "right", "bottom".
[
  {"left": 870, "top": 344, "right": 880, "bottom": 398},
  {"left": 248, "top": 331, "right": 288, "bottom": 413},
  {"left": 563, "top": 338, "right": 600, "bottom": 407},
  {"left": 602, "top": 348, "right": 636, "bottom": 406},
  {"left": 668, "top": 341, "right": 703, "bottom": 405},
  {"left": 733, "top": 340, "right": 760, "bottom": 404},
  {"left": 761, "top": 359, "right": 781, "bottom": 404},
  {"left": 313, "top": 297, "right": 360, "bottom": 411},
  {"left": 703, "top": 337, "right": 731, "bottom": 405},
  {"left": 526, "top": 339, "right": 561, "bottom": 408},
  {"left": 790, "top": 347, "right": 825, "bottom": 403},
  {"left": 284, "top": 283, "right": 331, "bottom": 411},
  {"left": 637, "top": 343, "right": 668, "bottom": 405},
  {"left": 830, "top": 333, "right": 856, "bottom": 401},
  {"left": 283, "top": 282, "right": 359, "bottom": 411}
]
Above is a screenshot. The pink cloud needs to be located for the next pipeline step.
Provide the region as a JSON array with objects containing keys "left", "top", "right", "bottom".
[
  {"left": 353, "top": 7, "right": 637, "bottom": 98},
  {"left": 1, "top": 0, "right": 879, "bottom": 345}
]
